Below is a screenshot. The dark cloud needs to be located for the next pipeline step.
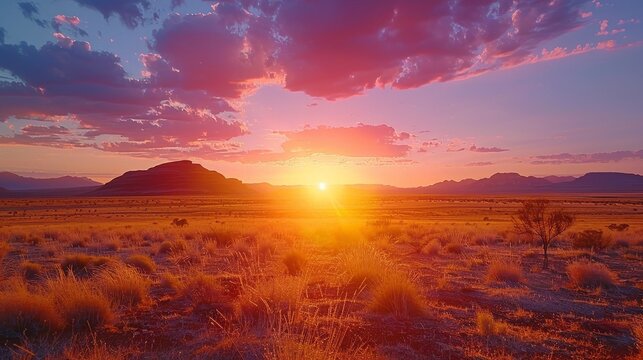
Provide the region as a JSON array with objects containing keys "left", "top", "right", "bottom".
[
  {"left": 469, "top": 145, "right": 509, "bottom": 153},
  {"left": 18, "top": 2, "right": 48, "bottom": 28},
  {"left": 71, "top": 0, "right": 151, "bottom": 29}
]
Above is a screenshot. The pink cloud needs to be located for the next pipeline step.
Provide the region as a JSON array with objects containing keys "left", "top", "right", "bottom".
[
  {"left": 278, "top": 124, "right": 411, "bottom": 158},
  {"left": 469, "top": 145, "right": 509, "bottom": 153},
  {"left": 531, "top": 150, "right": 643, "bottom": 164},
  {"left": 466, "top": 161, "right": 494, "bottom": 167}
]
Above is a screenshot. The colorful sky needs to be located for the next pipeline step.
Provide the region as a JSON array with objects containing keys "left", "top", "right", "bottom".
[{"left": 0, "top": 0, "right": 641, "bottom": 186}]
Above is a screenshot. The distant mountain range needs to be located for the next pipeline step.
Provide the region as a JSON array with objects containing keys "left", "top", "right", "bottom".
[
  {"left": 1, "top": 161, "right": 642, "bottom": 197},
  {"left": 0, "top": 171, "right": 102, "bottom": 190},
  {"left": 89, "top": 160, "right": 249, "bottom": 196}
]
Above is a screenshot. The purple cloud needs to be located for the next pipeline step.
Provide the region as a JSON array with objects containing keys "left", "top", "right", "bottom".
[{"left": 531, "top": 150, "right": 643, "bottom": 164}]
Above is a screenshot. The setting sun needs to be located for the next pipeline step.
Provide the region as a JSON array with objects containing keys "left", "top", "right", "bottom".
[{"left": 318, "top": 182, "right": 327, "bottom": 191}]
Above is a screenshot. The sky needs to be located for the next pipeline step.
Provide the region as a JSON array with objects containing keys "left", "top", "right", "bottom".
[{"left": 0, "top": 0, "right": 641, "bottom": 186}]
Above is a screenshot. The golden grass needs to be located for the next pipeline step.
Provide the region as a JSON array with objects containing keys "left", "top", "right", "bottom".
[
  {"left": 421, "top": 240, "right": 441, "bottom": 256},
  {"left": 159, "top": 272, "right": 181, "bottom": 293},
  {"left": 486, "top": 261, "right": 524, "bottom": 284},
  {"left": 0, "top": 241, "right": 10, "bottom": 260},
  {"left": 159, "top": 238, "right": 188, "bottom": 254},
  {"left": 340, "top": 245, "right": 391, "bottom": 286},
  {"left": 47, "top": 272, "right": 114, "bottom": 330},
  {"left": 369, "top": 274, "right": 425, "bottom": 318},
  {"left": 283, "top": 249, "right": 307, "bottom": 276},
  {"left": 235, "top": 276, "right": 305, "bottom": 326},
  {"left": 0, "top": 288, "right": 62, "bottom": 336},
  {"left": 125, "top": 254, "right": 157, "bottom": 274},
  {"left": 476, "top": 310, "right": 508, "bottom": 336},
  {"left": 566, "top": 261, "right": 618, "bottom": 289},
  {"left": 61, "top": 254, "right": 112, "bottom": 275},
  {"left": 181, "top": 272, "right": 225, "bottom": 306},
  {"left": 96, "top": 264, "right": 150, "bottom": 307}
]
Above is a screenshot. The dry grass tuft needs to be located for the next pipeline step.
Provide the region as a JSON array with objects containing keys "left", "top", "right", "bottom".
[
  {"left": 97, "top": 264, "right": 150, "bottom": 307},
  {"left": 476, "top": 310, "right": 508, "bottom": 336},
  {"left": 283, "top": 249, "right": 307, "bottom": 276},
  {"left": 0, "top": 241, "right": 11, "bottom": 260},
  {"left": 486, "top": 261, "right": 524, "bottom": 284},
  {"left": 61, "top": 254, "right": 112, "bottom": 276},
  {"left": 566, "top": 261, "right": 618, "bottom": 289},
  {"left": 445, "top": 242, "right": 464, "bottom": 254},
  {"left": 421, "top": 240, "right": 441, "bottom": 256},
  {"left": 159, "top": 272, "right": 181, "bottom": 293},
  {"left": 341, "top": 246, "right": 390, "bottom": 286},
  {"left": 235, "top": 276, "right": 305, "bottom": 325},
  {"left": 47, "top": 272, "right": 113, "bottom": 330},
  {"left": 181, "top": 272, "right": 225, "bottom": 306},
  {"left": 0, "top": 288, "right": 62, "bottom": 337},
  {"left": 125, "top": 254, "right": 157, "bottom": 274},
  {"left": 159, "top": 239, "right": 188, "bottom": 254},
  {"left": 369, "top": 274, "right": 425, "bottom": 318},
  {"left": 20, "top": 260, "right": 43, "bottom": 280}
]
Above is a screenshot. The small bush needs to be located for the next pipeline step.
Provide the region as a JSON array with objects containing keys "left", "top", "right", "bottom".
[
  {"left": 235, "top": 277, "right": 305, "bottom": 325},
  {"left": 182, "top": 273, "right": 224, "bottom": 306},
  {"left": 0, "top": 289, "right": 62, "bottom": 337},
  {"left": 369, "top": 274, "right": 425, "bottom": 318},
  {"left": 97, "top": 264, "right": 150, "bottom": 307},
  {"left": 486, "top": 261, "right": 524, "bottom": 284},
  {"left": 0, "top": 241, "right": 11, "bottom": 260},
  {"left": 47, "top": 272, "right": 113, "bottom": 330},
  {"left": 283, "top": 250, "right": 307, "bottom": 276},
  {"left": 341, "top": 246, "right": 390, "bottom": 286},
  {"left": 159, "top": 272, "right": 181, "bottom": 293},
  {"left": 159, "top": 239, "right": 188, "bottom": 254},
  {"left": 566, "top": 261, "right": 618, "bottom": 289},
  {"left": 476, "top": 310, "right": 508, "bottom": 336},
  {"left": 125, "top": 254, "right": 157, "bottom": 274},
  {"left": 20, "top": 260, "right": 43, "bottom": 280},
  {"left": 421, "top": 240, "right": 441, "bottom": 256},
  {"left": 61, "top": 254, "right": 112, "bottom": 275},
  {"left": 607, "top": 223, "right": 629, "bottom": 232},
  {"left": 171, "top": 218, "right": 189, "bottom": 227},
  {"left": 104, "top": 237, "right": 121, "bottom": 251},
  {"left": 445, "top": 243, "right": 463, "bottom": 254},
  {"left": 571, "top": 230, "right": 612, "bottom": 251}
]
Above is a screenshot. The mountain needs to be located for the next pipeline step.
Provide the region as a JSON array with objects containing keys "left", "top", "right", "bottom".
[
  {"left": 0, "top": 172, "right": 102, "bottom": 190},
  {"left": 548, "top": 172, "right": 643, "bottom": 193},
  {"left": 413, "top": 172, "right": 643, "bottom": 194},
  {"left": 90, "top": 160, "right": 251, "bottom": 196},
  {"left": 416, "top": 173, "right": 552, "bottom": 194}
]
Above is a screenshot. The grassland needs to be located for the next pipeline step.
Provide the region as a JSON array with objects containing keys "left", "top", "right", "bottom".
[{"left": 0, "top": 193, "right": 641, "bottom": 359}]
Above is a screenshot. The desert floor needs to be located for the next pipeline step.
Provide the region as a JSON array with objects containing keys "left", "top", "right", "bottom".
[{"left": 0, "top": 194, "right": 641, "bottom": 359}]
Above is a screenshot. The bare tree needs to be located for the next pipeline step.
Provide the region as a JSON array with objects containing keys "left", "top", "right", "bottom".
[{"left": 512, "top": 200, "right": 575, "bottom": 269}]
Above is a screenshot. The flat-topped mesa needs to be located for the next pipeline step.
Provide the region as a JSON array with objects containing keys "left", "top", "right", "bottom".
[{"left": 91, "top": 160, "right": 250, "bottom": 196}]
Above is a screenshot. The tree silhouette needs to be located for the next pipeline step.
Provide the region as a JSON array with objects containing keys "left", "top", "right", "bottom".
[{"left": 512, "top": 200, "right": 575, "bottom": 269}]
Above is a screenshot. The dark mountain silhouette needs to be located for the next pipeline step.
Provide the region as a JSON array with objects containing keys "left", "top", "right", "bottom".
[
  {"left": 0, "top": 172, "right": 101, "bottom": 190},
  {"left": 547, "top": 172, "right": 643, "bottom": 193},
  {"left": 542, "top": 175, "right": 576, "bottom": 183},
  {"left": 90, "top": 160, "right": 250, "bottom": 196},
  {"left": 415, "top": 173, "right": 553, "bottom": 194}
]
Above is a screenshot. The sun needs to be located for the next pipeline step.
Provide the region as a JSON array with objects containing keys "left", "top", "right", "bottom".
[{"left": 318, "top": 182, "right": 327, "bottom": 191}]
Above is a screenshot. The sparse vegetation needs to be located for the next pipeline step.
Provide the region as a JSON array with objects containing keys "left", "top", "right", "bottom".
[
  {"left": 369, "top": 274, "right": 425, "bottom": 318},
  {"left": 566, "top": 261, "right": 618, "bottom": 289},
  {"left": 486, "top": 261, "right": 524, "bottom": 284},
  {"left": 20, "top": 260, "right": 43, "bottom": 280},
  {"left": 125, "top": 254, "right": 157, "bottom": 274},
  {"left": 571, "top": 229, "right": 613, "bottom": 251},
  {"left": 283, "top": 249, "right": 307, "bottom": 276},
  {"left": 476, "top": 310, "right": 508, "bottom": 336}
]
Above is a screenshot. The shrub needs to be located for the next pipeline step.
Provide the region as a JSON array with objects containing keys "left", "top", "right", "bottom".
[
  {"left": 0, "top": 241, "right": 10, "bottom": 260},
  {"left": 235, "top": 277, "right": 305, "bottom": 325},
  {"left": 607, "top": 223, "right": 629, "bottom": 231},
  {"left": 571, "top": 230, "right": 612, "bottom": 251},
  {"left": 182, "top": 273, "right": 224, "bottom": 306},
  {"left": 421, "top": 240, "right": 441, "bottom": 256},
  {"left": 97, "top": 264, "right": 150, "bottom": 307},
  {"left": 445, "top": 243, "right": 463, "bottom": 254},
  {"left": 104, "top": 237, "right": 121, "bottom": 251},
  {"left": 0, "top": 289, "right": 62, "bottom": 337},
  {"left": 369, "top": 274, "right": 425, "bottom": 318},
  {"left": 159, "top": 272, "right": 181, "bottom": 293},
  {"left": 47, "top": 272, "right": 113, "bottom": 330},
  {"left": 340, "top": 246, "right": 390, "bottom": 286},
  {"left": 61, "top": 254, "right": 112, "bottom": 275},
  {"left": 159, "top": 239, "right": 188, "bottom": 254},
  {"left": 283, "top": 250, "right": 307, "bottom": 276},
  {"left": 486, "top": 261, "right": 524, "bottom": 284},
  {"left": 171, "top": 218, "right": 189, "bottom": 227},
  {"left": 125, "top": 254, "right": 157, "bottom": 274},
  {"left": 20, "top": 260, "right": 43, "bottom": 280},
  {"left": 566, "top": 261, "right": 618, "bottom": 289},
  {"left": 476, "top": 310, "right": 508, "bottom": 336}
]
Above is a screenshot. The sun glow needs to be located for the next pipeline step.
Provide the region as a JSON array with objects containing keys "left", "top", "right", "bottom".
[{"left": 318, "top": 182, "right": 327, "bottom": 191}]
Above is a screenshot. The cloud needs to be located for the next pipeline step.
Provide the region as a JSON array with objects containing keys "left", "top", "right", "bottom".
[
  {"left": 141, "top": 0, "right": 596, "bottom": 100},
  {"left": 21, "top": 124, "right": 70, "bottom": 136},
  {"left": 18, "top": 2, "right": 48, "bottom": 28},
  {"left": 278, "top": 124, "right": 411, "bottom": 158},
  {"left": 0, "top": 27, "right": 5, "bottom": 44},
  {"left": 466, "top": 161, "right": 494, "bottom": 167},
  {"left": 52, "top": 15, "right": 88, "bottom": 37},
  {"left": 469, "top": 145, "right": 509, "bottom": 153},
  {"left": 71, "top": 0, "right": 150, "bottom": 29},
  {"left": 0, "top": 35, "right": 246, "bottom": 151},
  {"left": 531, "top": 150, "right": 643, "bottom": 164}
]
